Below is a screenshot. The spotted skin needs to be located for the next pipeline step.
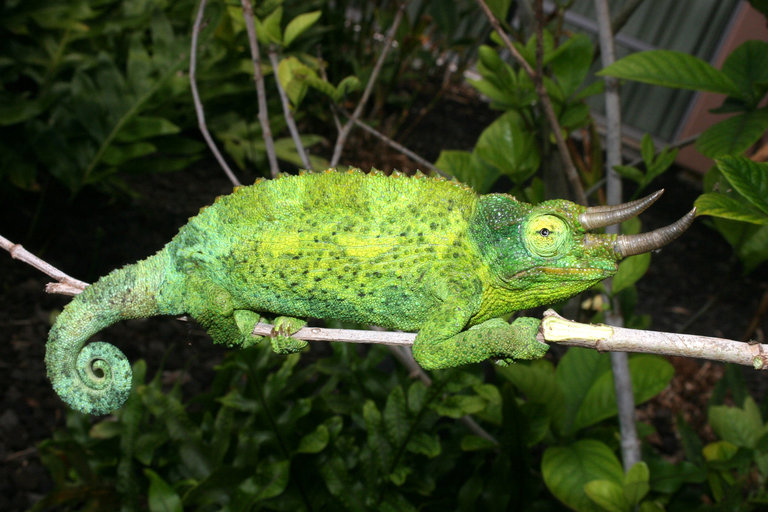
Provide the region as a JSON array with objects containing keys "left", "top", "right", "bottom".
[{"left": 46, "top": 169, "right": 621, "bottom": 414}]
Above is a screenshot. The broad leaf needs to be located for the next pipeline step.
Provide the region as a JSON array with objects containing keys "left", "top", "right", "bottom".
[
  {"left": 612, "top": 253, "right": 651, "bottom": 294},
  {"left": 144, "top": 469, "right": 183, "bottom": 512},
  {"left": 434, "top": 149, "right": 500, "bottom": 194},
  {"left": 716, "top": 156, "right": 768, "bottom": 215},
  {"left": 583, "top": 480, "right": 627, "bottom": 512},
  {"left": 696, "top": 109, "right": 768, "bottom": 158},
  {"left": 598, "top": 50, "right": 740, "bottom": 97},
  {"left": 709, "top": 396, "right": 767, "bottom": 449},
  {"left": 721, "top": 40, "right": 768, "bottom": 104},
  {"left": 573, "top": 355, "right": 673, "bottom": 431},
  {"left": 542, "top": 439, "right": 624, "bottom": 512},
  {"left": 624, "top": 461, "right": 650, "bottom": 506},
  {"left": 474, "top": 111, "right": 540, "bottom": 184},
  {"left": 283, "top": 10, "right": 321, "bottom": 47},
  {"left": 695, "top": 193, "right": 768, "bottom": 225}
]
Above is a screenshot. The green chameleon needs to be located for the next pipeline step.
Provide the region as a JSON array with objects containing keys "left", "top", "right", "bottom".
[{"left": 46, "top": 169, "right": 694, "bottom": 415}]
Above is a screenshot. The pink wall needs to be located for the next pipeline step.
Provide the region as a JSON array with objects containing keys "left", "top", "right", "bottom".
[{"left": 675, "top": 2, "right": 768, "bottom": 173}]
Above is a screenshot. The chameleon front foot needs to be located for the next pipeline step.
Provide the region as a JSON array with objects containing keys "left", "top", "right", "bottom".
[{"left": 232, "top": 310, "right": 308, "bottom": 354}]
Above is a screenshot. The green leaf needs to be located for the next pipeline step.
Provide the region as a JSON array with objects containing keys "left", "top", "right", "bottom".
[
  {"left": 716, "top": 156, "right": 768, "bottom": 215},
  {"left": 641, "top": 134, "right": 655, "bottom": 166},
  {"left": 296, "top": 424, "right": 329, "bottom": 454},
  {"left": 542, "top": 439, "right": 624, "bottom": 512},
  {"left": 555, "top": 348, "right": 611, "bottom": 434},
  {"left": 406, "top": 432, "right": 441, "bottom": 457},
  {"left": 431, "top": 394, "right": 486, "bottom": 418},
  {"left": 624, "top": 461, "right": 650, "bottom": 506},
  {"left": 434, "top": 149, "right": 500, "bottom": 194},
  {"left": 702, "top": 440, "right": 739, "bottom": 462},
  {"left": 574, "top": 355, "right": 673, "bottom": 431},
  {"left": 598, "top": 50, "right": 741, "bottom": 96},
  {"left": 384, "top": 386, "right": 408, "bottom": 446},
  {"left": 460, "top": 435, "right": 497, "bottom": 451},
  {"left": 550, "top": 34, "right": 593, "bottom": 98},
  {"left": 277, "top": 56, "right": 315, "bottom": 107},
  {"left": 696, "top": 109, "right": 768, "bottom": 158},
  {"left": 613, "top": 165, "right": 644, "bottom": 184},
  {"left": 239, "top": 459, "right": 290, "bottom": 500},
  {"left": 116, "top": 116, "right": 180, "bottom": 143},
  {"left": 612, "top": 253, "right": 651, "bottom": 294},
  {"left": 695, "top": 193, "right": 768, "bottom": 224},
  {"left": 144, "top": 469, "right": 183, "bottom": 512},
  {"left": 709, "top": 396, "right": 767, "bottom": 449},
  {"left": 255, "top": 7, "right": 283, "bottom": 45},
  {"left": 721, "top": 40, "right": 768, "bottom": 104},
  {"left": 101, "top": 142, "right": 156, "bottom": 167},
  {"left": 584, "top": 480, "right": 628, "bottom": 512},
  {"left": 283, "top": 11, "right": 321, "bottom": 47},
  {"left": 485, "top": 0, "right": 512, "bottom": 21},
  {"left": 497, "top": 359, "right": 565, "bottom": 432},
  {"left": 474, "top": 111, "right": 540, "bottom": 184}
]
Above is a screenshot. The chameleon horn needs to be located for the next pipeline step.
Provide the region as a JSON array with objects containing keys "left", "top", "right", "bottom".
[
  {"left": 615, "top": 208, "right": 697, "bottom": 258},
  {"left": 579, "top": 190, "right": 665, "bottom": 230}
]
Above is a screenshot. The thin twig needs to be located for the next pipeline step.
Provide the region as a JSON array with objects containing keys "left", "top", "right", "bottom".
[
  {"left": 330, "top": 2, "right": 406, "bottom": 167},
  {"left": 335, "top": 107, "right": 449, "bottom": 177},
  {"left": 475, "top": 0, "right": 587, "bottom": 204},
  {"left": 190, "top": 0, "right": 241, "bottom": 187},
  {"left": 0, "top": 234, "right": 87, "bottom": 296},
  {"left": 267, "top": 47, "right": 312, "bottom": 169},
  {"left": 241, "top": 0, "right": 280, "bottom": 177}
]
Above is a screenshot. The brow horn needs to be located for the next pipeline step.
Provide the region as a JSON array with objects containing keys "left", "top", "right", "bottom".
[
  {"left": 615, "top": 208, "right": 697, "bottom": 258},
  {"left": 579, "top": 190, "right": 665, "bottom": 230}
]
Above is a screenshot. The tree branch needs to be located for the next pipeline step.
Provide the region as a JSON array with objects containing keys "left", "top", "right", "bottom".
[
  {"left": 248, "top": 310, "right": 768, "bottom": 370},
  {"left": 241, "top": 0, "right": 280, "bottom": 177},
  {"left": 0, "top": 234, "right": 87, "bottom": 296},
  {"left": 538, "top": 310, "right": 768, "bottom": 370},
  {"left": 330, "top": 2, "right": 405, "bottom": 167},
  {"left": 191, "top": 0, "right": 242, "bottom": 186},
  {"left": 8, "top": 235, "right": 764, "bottom": 371},
  {"left": 267, "top": 47, "right": 312, "bottom": 169},
  {"left": 475, "top": 0, "right": 587, "bottom": 204}
]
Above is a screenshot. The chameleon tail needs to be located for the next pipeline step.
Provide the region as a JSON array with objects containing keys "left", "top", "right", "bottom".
[{"left": 45, "top": 249, "right": 178, "bottom": 415}]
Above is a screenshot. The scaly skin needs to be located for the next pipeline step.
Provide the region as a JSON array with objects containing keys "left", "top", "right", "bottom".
[{"left": 46, "top": 169, "right": 623, "bottom": 414}]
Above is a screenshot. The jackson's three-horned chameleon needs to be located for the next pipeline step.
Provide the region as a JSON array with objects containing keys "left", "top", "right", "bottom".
[{"left": 46, "top": 169, "right": 695, "bottom": 414}]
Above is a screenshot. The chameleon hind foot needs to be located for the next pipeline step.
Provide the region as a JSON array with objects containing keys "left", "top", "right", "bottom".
[{"left": 270, "top": 316, "right": 308, "bottom": 354}]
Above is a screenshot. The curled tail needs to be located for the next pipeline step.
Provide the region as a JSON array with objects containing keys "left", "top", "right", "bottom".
[{"left": 45, "top": 249, "right": 179, "bottom": 415}]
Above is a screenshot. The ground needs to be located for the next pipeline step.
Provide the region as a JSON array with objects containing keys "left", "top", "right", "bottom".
[{"left": 1, "top": 93, "right": 767, "bottom": 510}]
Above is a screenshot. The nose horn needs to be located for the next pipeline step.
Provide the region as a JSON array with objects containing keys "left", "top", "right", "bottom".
[
  {"left": 615, "top": 208, "right": 697, "bottom": 258},
  {"left": 579, "top": 190, "right": 664, "bottom": 230}
]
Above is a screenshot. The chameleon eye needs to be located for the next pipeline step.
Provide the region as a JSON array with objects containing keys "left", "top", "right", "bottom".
[{"left": 524, "top": 215, "right": 570, "bottom": 257}]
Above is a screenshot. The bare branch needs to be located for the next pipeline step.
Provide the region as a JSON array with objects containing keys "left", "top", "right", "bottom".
[
  {"left": 191, "top": 0, "right": 241, "bottom": 187},
  {"left": 267, "top": 47, "right": 312, "bottom": 169},
  {"left": 1, "top": 234, "right": 88, "bottom": 295},
  {"left": 538, "top": 309, "right": 768, "bottom": 370},
  {"left": 475, "top": 0, "right": 587, "bottom": 204},
  {"left": 250, "top": 311, "right": 768, "bottom": 370},
  {"left": 241, "top": 0, "right": 280, "bottom": 177},
  {"left": 330, "top": 3, "right": 406, "bottom": 167}
]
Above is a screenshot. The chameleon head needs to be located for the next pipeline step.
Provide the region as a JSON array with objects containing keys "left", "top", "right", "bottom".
[{"left": 473, "top": 190, "right": 696, "bottom": 307}]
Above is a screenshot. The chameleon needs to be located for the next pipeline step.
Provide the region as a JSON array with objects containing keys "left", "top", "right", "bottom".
[{"left": 45, "top": 169, "right": 695, "bottom": 415}]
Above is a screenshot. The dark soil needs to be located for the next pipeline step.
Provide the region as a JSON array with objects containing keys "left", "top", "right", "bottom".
[{"left": 2, "top": 92, "right": 767, "bottom": 510}]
